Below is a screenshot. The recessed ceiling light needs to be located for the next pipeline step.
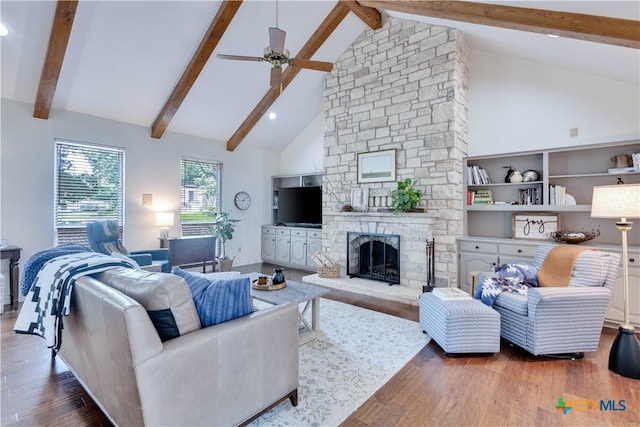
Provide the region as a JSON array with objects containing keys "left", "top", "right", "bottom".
[
  {"left": 546, "top": 34, "right": 560, "bottom": 39},
  {"left": 0, "top": 24, "right": 8, "bottom": 37},
  {"left": 268, "top": 112, "right": 277, "bottom": 120}
]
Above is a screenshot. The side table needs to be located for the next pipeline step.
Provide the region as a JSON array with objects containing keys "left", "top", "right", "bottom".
[
  {"left": 160, "top": 236, "right": 216, "bottom": 272},
  {"left": 1, "top": 246, "right": 22, "bottom": 311}
]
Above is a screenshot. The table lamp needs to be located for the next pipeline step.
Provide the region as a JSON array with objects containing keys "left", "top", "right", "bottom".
[
  {"left": 591, "top": 183, "right": 640, "bottom": 379},
  {"left": 156, "top": 212, "right": 175, "bottom": 239}
]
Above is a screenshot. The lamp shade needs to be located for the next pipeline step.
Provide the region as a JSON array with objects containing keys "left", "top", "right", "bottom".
[
  {"left": 591, "top": 184, "right": 640, "bottom": 219},
  {"left": 155, "top": 212, "right": 175, "bottom": 227}
]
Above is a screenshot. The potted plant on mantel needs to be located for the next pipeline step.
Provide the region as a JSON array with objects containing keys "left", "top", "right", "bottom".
[
  {"left": 209, "top": 211, "right": 240, "bottom": 271},
  {"left": 390, "top": 178, "right": 424, "bottom": 214}
]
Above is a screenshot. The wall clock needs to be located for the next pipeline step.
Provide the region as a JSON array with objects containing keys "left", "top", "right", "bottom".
[{"left": 234, "top": 191, "right": 251, "bottom": 210}]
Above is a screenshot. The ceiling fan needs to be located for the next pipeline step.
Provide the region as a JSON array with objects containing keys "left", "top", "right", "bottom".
[{"left": 216, "top": 3, "right": 333, "bottom": 87}]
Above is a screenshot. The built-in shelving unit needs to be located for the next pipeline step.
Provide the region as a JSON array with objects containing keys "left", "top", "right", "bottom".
[
  {"left": 459, "top": 139, "right": 640, "bottom": 329},
  {"left": 271, "top": 172, "right": 322, "bottom": 225},
  {"left": 464, "top": 140, "right": 640, "bottom": 244}
]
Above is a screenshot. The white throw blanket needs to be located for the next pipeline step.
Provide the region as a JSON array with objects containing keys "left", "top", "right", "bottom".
[{"left": 14, "top": 252, "right": 136, "bottom": 351}]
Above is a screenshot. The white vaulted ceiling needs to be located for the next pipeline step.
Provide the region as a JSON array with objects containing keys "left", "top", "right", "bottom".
[{"left": 1, "top": 1, "right": 638, "bottom": 152}]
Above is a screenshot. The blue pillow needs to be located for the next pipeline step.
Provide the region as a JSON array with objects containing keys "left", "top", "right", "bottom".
[{"left": 173, "top": 267, "right": 253, "bottom": 327}]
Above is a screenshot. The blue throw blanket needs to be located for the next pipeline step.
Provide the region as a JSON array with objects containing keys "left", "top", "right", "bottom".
[
  {"left": 474, "top": 263, "right": 539, "bottom": 307},
  {"left": 14, "top": 252, "right": 136, "bottom": 351},
  {"left": 21, "top": 244, "right": 91, "bottom": 296}
]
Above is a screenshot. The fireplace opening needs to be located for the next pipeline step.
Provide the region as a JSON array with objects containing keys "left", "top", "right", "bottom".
[{"left": 347, "top": 232, "right": 400, "bottom": 285}]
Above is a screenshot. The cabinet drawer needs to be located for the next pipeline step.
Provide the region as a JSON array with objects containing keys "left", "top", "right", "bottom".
[
  {"left": 276, "top": 228, "right": 290, "bottom": 236},
  {"left": 459, "top": 241, "right": 498, "bottom": 253},
  {"left": 291, "top": 229, "right": 306, "bottom": 237},
  {"left": 499, "top": 244, "right": 536, "bottom": 257},
  {"left": 307, "top": 230, "right": 322, "bottom": 238}
]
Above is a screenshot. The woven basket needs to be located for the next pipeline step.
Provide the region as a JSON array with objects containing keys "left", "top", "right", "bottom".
[{"left": 318, "top": 264, "right": 340, "bottom": 278}]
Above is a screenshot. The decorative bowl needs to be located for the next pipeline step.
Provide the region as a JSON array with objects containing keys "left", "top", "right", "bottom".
[{"left": 548, "top": 229, "right": 600, "bottom": 244}]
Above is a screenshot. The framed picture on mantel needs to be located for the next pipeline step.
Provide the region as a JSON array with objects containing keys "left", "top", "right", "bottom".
[
  {"left": 357, "top": 149, "right": 396, "bottom": 183},
  {"left": 512, "top": 213, "right": 559, "bottom": 240}
]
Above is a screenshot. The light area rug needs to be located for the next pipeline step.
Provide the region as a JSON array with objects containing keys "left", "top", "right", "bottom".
[{"left": 250, "top": 299, "right": 430, "bottom": 427}]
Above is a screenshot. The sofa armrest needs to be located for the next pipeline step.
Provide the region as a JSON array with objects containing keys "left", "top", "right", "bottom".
[
  {"left": 128, "top": 253, "right": 152, "bottom": 266},
  {"left": 131, "top": 248, "right": 169, "bottom": 261},
  {"left": 134, "top": 303, "right": 299, "bottom": 427},
  {"left": 526, "top": 287, "right": 612, "bottom": 354},
  {"left": 528, "top": 287, "right": 612, "bottom": 318}
]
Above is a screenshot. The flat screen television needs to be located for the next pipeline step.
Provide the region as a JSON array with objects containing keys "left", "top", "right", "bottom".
[{"left": 277, "top": 186, "right": 322, "bottom": 227}]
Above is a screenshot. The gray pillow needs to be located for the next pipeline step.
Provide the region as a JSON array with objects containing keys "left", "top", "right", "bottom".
[{"left": 97, "top": 267, "right": 201, "bottom": 341}]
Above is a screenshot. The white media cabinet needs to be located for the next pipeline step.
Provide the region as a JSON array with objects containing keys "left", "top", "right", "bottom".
[
  {"left": 459, "top": 140, "right": 640, "bottom": 329},
  {"left": 261, "top": 226, "right": 322, "bottom": 271}
]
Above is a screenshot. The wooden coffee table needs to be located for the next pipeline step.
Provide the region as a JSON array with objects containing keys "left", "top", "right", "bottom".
[{"left": 246, "top": 273, "right": 329, "bottom": 344}]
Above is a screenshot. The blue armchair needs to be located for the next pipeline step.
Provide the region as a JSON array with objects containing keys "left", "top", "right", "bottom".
[
  {"left": 477, "top": 244, "right": 620, "bottom": 357},
  {"left": 86, "top": 220, "right": 170, "bottom": 272}
]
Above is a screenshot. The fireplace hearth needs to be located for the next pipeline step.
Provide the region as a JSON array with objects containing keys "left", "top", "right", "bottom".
[{"left": 347, "top": 232, "right": 400, "bottom": 285}]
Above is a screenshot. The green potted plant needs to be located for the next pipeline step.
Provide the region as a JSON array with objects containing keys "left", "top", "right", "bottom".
[
  {"left": 209, "top": 211, "right": 240, "bottom": 271},
  {"left": 390, "top": 178, "right": 423, "bottom": 214}
]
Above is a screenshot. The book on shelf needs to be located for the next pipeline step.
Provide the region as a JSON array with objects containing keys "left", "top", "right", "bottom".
[
  {"left": 471, "top": 189, "right": 494, "bottom": 205},
  {"left": 432, "top": 287, "right": 472, "bottom": 301},
  {"left": 633, "top": 153, "right": 640, "bottom": 172},
  {"left": 467, "top": 165, "right": 491, "bottom": 185},
  {"left": 549, "top": 184, "right": 566, "bottom": 205},
  {"left": 518, "top": 187, "right": 541, "bottom": 205}
]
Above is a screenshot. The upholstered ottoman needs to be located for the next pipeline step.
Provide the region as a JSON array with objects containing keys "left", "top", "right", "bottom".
[{"left": 419, "top": 292, "right": 500, "bottom": 355}]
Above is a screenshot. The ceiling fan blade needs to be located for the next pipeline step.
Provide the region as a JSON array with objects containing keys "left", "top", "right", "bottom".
[
  {"left": 270, "top": 67, "right": 282, "bottom": 87},
  {"left": 288, "top": 58, "right": 333, "bottom": 72},
  {"left": 216, "top": 54, "right": 264, "bottom": 62},
  {"left": 269, "top": 27, "right": 286, "bottom": 54}
]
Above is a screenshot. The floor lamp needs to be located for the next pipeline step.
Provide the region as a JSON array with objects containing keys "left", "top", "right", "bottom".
[{"left": 591, "top": 183, "right": 640, "bottom": 379}]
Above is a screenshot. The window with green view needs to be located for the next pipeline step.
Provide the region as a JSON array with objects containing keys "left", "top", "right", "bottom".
[
  {"left": 180, "top": 158, "right": 222, "bottom": 236},
  {"left": 54, "top": 140, "right": 124, "bottom": 245}
]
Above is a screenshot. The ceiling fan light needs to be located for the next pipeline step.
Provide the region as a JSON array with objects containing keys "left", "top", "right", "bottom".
[{"left": 269, "top": 112, "right": 277, "bottom": 120}]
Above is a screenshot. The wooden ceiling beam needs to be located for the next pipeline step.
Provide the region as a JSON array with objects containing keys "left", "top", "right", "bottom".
[
  {"left": 33, "top": 0, "right": 78, "bottom": 119},
  {"left": 359, "top": 1, "right": 640, "bottom": 49},
  {"left": 151, "top": 1, "right": 243, "bottom": 139},
  {"left": 343, "top": 1, "right": 383, "bottom": 30},
  {"left": 226, "top": 2, "right": 350, "bottom": 151}
]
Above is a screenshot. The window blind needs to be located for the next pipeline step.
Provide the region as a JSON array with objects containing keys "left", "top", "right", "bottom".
[
  {"left": 180, "top": 158, "right": 222, "bottom": 238},
  {"left": 54, "top": 140, "right": 124, "bottom": 245}
]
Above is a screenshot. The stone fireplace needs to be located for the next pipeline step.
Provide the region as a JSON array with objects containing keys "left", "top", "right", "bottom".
[
  {"left": 321, "top": 16, "right": 469, "bottom": 295},
  {"left": 347, "top": 231, "right": 400, "bottom": 284}
]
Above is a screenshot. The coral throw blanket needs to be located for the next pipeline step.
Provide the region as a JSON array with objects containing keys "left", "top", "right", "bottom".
[{"left": 537, "top": 245, "right": 589, "bottom": 287}]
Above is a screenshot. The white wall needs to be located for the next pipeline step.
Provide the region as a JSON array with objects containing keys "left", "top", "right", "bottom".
[
  {"left": 0, "top": 99, "right": 279, "bottom": 304},
  {"left": 279, "top": 113, "right": 324, "bottom": 175},
  {"left": 468, "top": 51, "right": 640, "bottom": 156}
]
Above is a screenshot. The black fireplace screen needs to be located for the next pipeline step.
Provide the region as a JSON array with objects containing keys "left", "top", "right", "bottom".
[{"left": 346, "top": 232, "right": 400, "bottom": 284}]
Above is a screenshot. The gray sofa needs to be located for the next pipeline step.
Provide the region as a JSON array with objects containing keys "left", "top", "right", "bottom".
[{"left": 58, "top": 267, "right": 299, "bottom": 426}]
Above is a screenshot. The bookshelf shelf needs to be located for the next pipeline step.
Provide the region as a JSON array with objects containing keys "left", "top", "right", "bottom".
[{"left": 462, "top": 139, "right": 640, "bottom": 244}]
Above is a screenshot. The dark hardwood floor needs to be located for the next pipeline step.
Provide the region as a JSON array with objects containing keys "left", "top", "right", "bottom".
[{"left": 2, "top": 263, "right": 639, "bottom": 426}]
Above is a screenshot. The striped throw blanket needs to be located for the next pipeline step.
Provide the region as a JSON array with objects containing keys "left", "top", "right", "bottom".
[{"left": 14, "top": 252, "right": 136, "bottom": 351}]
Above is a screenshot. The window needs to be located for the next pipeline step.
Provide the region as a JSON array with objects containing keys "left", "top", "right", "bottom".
[
  {"left": 54, "top": 140, "right": 124, "bottom": 245},
  {"left": 180, "top": 158, "right": 221, "bottom": 237}
]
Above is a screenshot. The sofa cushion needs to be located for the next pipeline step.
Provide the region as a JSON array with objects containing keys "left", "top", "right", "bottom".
[
  {"left": 493, "top": 292, "right": 528, "bottom": 316},
  {"left": 97, "top": 267, "right": 201, "bottom": 341},
  {"left": 173, "top": 267, "right": 253, "bottom": 327}
]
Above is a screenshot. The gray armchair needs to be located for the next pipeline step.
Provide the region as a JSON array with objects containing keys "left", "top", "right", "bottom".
[
  {"left": 477, "top": 244, "right": 620, "bottom": 357},
  {"left": 86, "top": 220, "right": 170, "bottom": 272}
]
